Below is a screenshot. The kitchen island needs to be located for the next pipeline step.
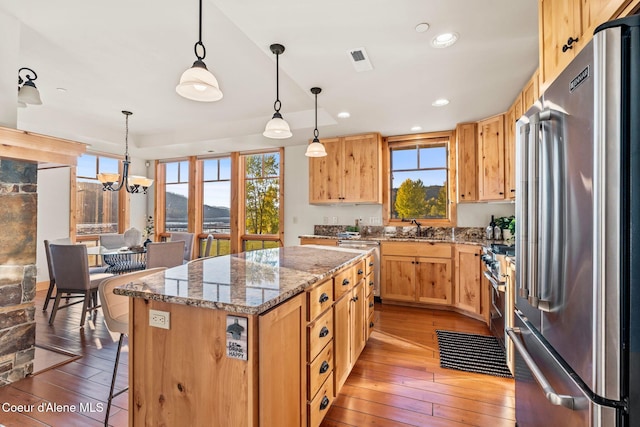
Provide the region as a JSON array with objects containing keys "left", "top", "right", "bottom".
[{"left": 114, "top": 245, "right": 375, "bottom": 427}]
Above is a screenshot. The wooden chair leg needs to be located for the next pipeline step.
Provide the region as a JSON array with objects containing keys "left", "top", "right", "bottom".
[
  {"left": 42, "top": 279, "right": 56, "bottom": 311},
  {"left": 79, "top": 290, "right": 91, "bottom": 327},
  {"left": 48, "top": 292, "right": 63, "bottom": 325},
  {"left": 105, "top": 333, "right": 128, "bottom": 426}
]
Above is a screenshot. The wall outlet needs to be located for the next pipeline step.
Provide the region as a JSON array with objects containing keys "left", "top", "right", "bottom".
[
  {"left": 149, "top": 309, "right": 170, "bottom": 330},
  {"left": 369, "top": 217, "right": 376, "bottom": 224},
  {"left": 323, "top": 216, "right": 329, "bottom": 224},
  {"left": 332, "top": 216, "right": 338, "bottom": 224}
]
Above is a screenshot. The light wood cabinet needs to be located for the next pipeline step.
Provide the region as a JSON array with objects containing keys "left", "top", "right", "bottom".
[
  {"left": 522, "top": 70, "right": 539, "bottom": 111},
  {"left": 538, "top": 0, "right": 635, "bottom": 89},
  {"left": 309, "top": 133, "right": 382, "bottom": 204},
  {"left": 300, "top": 237, "right": 338, "bottom": 247},
  {"left": 456, "top": 122, "right": 478, "bottom": 202},
  {"left": 504, "top": 95, "right": 521, "bottom": 201},
  {"left": 381, "top": 242, "right": 452, "bottom": 305},
  {"left": 539, "top": 0, "right": 582, "bottom": 88},
  {"left": 454, "top": 245, "right": 483, "bottom": 316},
  {"left": 477, "top": 114, "right": 506, "bottom": 201}
]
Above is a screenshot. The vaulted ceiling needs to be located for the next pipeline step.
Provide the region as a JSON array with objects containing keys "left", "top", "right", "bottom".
[{"left": 2, "top": 0, "right": 538, "bottom": 160}]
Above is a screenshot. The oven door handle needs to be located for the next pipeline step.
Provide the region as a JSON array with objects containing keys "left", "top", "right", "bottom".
[
  {"left": 506, "top": 327, "right": 584, "bottom": 410},
  {"left": 484, "top": 271, "right": 506, "bottom": 292}
]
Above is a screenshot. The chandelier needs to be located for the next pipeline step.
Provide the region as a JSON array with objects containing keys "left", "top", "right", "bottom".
[{"left": 97, "top": 111, "right": 153, "bottom": 194}]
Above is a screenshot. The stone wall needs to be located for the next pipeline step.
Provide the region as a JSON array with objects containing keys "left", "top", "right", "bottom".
[{"left": 0, "top": 159, "right": 37, "bottom": 384}]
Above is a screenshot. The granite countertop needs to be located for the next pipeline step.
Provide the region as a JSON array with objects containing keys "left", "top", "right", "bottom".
[{"left": 113, "top": 245, "right": 371, "bottom": 315}]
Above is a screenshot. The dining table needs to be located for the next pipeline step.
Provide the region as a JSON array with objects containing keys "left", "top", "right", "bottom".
[{"left": 86, "top": 245, "right": 147, "bottom": 274}]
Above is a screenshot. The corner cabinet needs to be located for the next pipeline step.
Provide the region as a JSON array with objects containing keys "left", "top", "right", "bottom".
[
  {"left": 477, "top": 114, "right": 506, "bottom": 201},
  {"left": 309, "top": 133, "right": 382, "bottom": 204}
]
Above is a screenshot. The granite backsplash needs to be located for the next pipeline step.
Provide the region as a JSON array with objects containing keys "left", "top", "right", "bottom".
[{"left": 313, "top": 225, "right": 491, "bottom": 242}]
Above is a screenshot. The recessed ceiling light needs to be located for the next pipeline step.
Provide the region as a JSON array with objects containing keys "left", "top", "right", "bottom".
[
  {"left": 432, "top": 98, "right": 450, "bottom": 107},
  {"left": 207, "top": 150, "right": 215, "bottom": 153},
  {"left": 411, "top": 126, "right": 422, "bottom": 131},
  {"left": 415, "top": 23, "right": 430, "bottom": 33},
  {"left": 337, "top": 111, "right": 351, "bottom": 119},
  {"left": 56, "top": 87, "right": 67, "bottom": 92},
  {"left": 431, "top": 32, "right": 459, "bottom": 48}
]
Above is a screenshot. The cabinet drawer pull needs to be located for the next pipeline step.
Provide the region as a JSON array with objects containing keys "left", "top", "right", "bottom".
[
  {"left": 369, "top": 302, "right": 374, "bottom": 308},
  {"left": 342, "top": 278, "right": 350, "bottom": 286},
  {"left": 319, "top": 326, "right": 330, "bottom": 338},
  {"left": 319, "top": 361, "right": 330, "bottom": 374},
  {"left": 369, "top": 261, "right": 374, "bottom": 267},
  {"left": 352, "top": 296, "right": 359, "bottom": 302},
  {"left": 357, "top": 269, "right": 363, "bottom": 275},
  {"left": 369, "top": 321, "right": 374, "bottom": 328},
  {"left": 320, "top": 396, "right": 330, "bottom": 411},
  {"left": 369, "top": 281, "right": 374, "bottom": 287},
  {"left": 499, "top": 192, "right": 504, "bottom": 195},
  {"left": 318, "top": 293, "right": 329, "bottom": 303}
]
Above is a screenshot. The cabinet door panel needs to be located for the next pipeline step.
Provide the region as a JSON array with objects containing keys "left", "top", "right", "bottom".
[
  {"left": 456, "top": 122, "right": 478, "bottom": 202},
  {"left": 454, "top": 246, "right": 482, "bottom": 314},
  {"left": 381, "top": 255, "right": 415, "bottom": 301},
  {"left": 350, "top": 281, "right": 366, "bottom": 363},
  {"left": 540, "top": 0, "right": 581, "bottom": 86},
  {"left": 478, "top": 115, "right": 505, "bottom": 200},
  {"left": 342, "top": 134, "right": 381, "bottom": 203},
  {"left": 309, "top": 137, "right": 342, "bottom": 203},
  {"left": 415, "top": 257, "right": 452, "bottom": 305},
  {"left": 333, "top": 294, "right": 350, "bottom": 393},
  {"left": 505, "top": 104, "right": 517, "bottom": 200}
]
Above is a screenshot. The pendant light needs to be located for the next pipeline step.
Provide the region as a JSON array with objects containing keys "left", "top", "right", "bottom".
[
  {"left": 176, "top": 0, "right": 223, "bottom": 102},
  {"left": 263, "top": 43, "right": 292, "bottom": 139},
  {"left": 97, "top": 111, "right": 154, "bottom": 194},
  {"left": 17, "top": 67, "right": 42, "bottom": 107},
  {"left": 305, "top": 87, "right": 327, "bottom": 157}
]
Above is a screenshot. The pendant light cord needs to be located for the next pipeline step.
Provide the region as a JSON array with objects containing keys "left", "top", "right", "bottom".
[
  {"left": 314, "top": 92, "right": 319, "bottom": 139},
  {"left": 194, "top": 0, "right": 206, "bottom": 61},
  {"left": 274, "top": 52, "right": 281, "bottom": 113}
]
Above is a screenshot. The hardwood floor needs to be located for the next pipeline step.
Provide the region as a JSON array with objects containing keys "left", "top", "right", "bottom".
[
  {"left": 320, "top": 304, "right": 515, "bottom": 427},
  {"left": 0, "top": 292, "right": 514, "bottom": 427}
]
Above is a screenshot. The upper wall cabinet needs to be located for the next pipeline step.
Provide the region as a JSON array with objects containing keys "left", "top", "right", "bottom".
[
  {"left": 539, "top": 0, "right": 637, "bottom": 88},
  {"left": 539, "top": 0, "right": 583, "bottom": 88},
  {"left": 309, "top": 133, "right": 382, "bottom": 204},
  {"left": 477, "top": 114, "right": 506, "bottom": 201},
  {"left": 456, "top": 123, "right": 478, "bottom": 202},
  {"left": 504, "top": 96, "right": 522, "bottom": 201}
]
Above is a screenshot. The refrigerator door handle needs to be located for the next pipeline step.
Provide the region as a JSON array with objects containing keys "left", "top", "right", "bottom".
[
  {"left": 527, "top": 113, "right": 540, "bottom": 308},
  {"left": 516, "top": 121, "right": 530, "bottom": 299},
  {"left": 507, "top": 327, "right": 586, "bottom": 410}
]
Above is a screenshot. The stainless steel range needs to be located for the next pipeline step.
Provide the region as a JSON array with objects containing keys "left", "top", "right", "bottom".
[{"left": 481, "top": 243, "right": 514, "bottom": 348}]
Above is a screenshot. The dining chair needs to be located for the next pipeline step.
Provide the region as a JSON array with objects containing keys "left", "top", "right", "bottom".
[
  {"left": 169, "top": 232, "right": 195, "bottom": 263},
  {"left": 202, "top": 234, "right": 214, "bottom": 258},
  {"left": 146, "top": 241, "right": 185, "bottom": 269},
  {"left": 42, "top": 238, "right": 72, "bottom": 311},
  {"left": 48, "top": 244, "right": 113, "bottom": 327},
  {"left": 98, "top": 267, "right": 166, "bottom": 426}
]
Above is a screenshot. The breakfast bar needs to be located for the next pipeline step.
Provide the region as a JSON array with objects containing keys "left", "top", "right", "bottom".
[{"left": 114, "top": 245, "right": 376, "bottom": 427}]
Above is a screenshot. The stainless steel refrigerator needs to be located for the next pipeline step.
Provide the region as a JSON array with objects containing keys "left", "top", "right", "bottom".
[{"left": 511, "top": 15, "right": 640, "bottom": 427}]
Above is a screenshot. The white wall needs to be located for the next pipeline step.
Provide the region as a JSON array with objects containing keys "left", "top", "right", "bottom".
[
  {"left": 283, "top": 144, "right": 516, "bottom": 247},
  {"left": 0, "top": 9, "right": 19, "bottom": 128},
  {"left": 36, "top": 166, "right": 71, "bottom": 283}
]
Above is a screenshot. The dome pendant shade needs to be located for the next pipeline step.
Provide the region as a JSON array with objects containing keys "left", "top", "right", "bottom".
[
  {"left": 176, "top": 60, "right": 223, "bottom": 102},
  {"left": 263, "top": 111, "right": 292, "bottom": 139},
  {"left": 18, "top": 80, "right": 42, "bottom": 105},
  {"left": 305, "top": 138, "right": 327, "bottom": 157},
  {"left": 305, "top": 86, "right": 327, "bottom": 157}
]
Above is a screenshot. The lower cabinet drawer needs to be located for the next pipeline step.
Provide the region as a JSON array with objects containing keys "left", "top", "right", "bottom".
[
  {"left": 367, "top": 292, "right": 375, "bottom": 319},
  {"left": 308, "top": 372, "right": 335, "bottom": 427},
  {"left": 307, "top": 278, "right": 334, "bottom": 322},
  {"left": 334, "top": 267, "right": 354, "bottom": 300},
  {"left": 308, "top": 341, "right": 333, "bottom": 400},
  {"left": 366, "top": 272, "right": 374, "bottom": 296},
  {"left": 308, "top": 308, "right": 334, "bottom": 361}
]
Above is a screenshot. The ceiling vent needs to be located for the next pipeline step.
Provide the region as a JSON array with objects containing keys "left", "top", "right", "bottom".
[{"left": 347, "top": 47, "right": 373, "bottom": 72}]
